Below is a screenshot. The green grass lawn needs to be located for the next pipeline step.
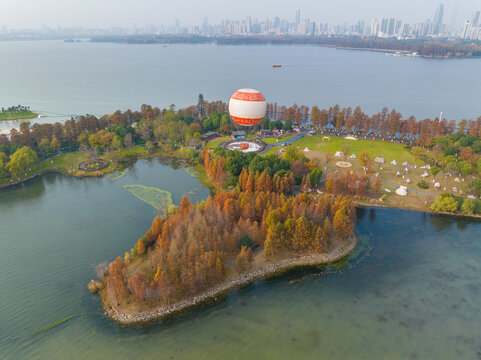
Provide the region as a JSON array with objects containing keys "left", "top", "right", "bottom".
[
  {"left": 293, "top": 135, "right": 414, "bottom": 163},
  {"left": 262, "top": 135, "right": 296, "bottom": 144},
  {"left": 206, "top": 137, "right": 230, "bottom": 149},
  {"left": 0, "top": 152, "right": 86, "bottom": 185},
  {"left": 0, "top": 146, "right": 159, "bottom": 187},
  {"left": 104, "top": 145, "right": 147, "bottom": 160}
]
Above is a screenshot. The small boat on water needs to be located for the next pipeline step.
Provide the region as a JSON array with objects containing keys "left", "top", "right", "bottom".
[{"left": 272, "top": 64, "right": 282, "bottom": 68}]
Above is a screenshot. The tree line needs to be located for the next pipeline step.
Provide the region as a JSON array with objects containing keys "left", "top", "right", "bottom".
[{"left": 1, "top": 105, "right": 32, "bottom": 114}]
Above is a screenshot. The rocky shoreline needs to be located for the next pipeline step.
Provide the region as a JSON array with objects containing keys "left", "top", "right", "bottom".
[{"left": 103, "top": 233, "right": 359, "bottom": 326}]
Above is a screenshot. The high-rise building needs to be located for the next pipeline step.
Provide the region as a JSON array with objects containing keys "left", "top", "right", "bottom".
[
  {"left": 380, "top": 18, "right": 388, "bottom": 34},
  {"left": 472, "top": 11, "right": 480, "bottom": 27},
  {"left": 394, "top": 20, "right": 403, "bottom": 35},
  {"left": 433, "top": 4, "right": 444, "bottom": 35},
  {"left": 387, "top": 18, "right": 396, "bottom": 35},
  {"left": 274, "top": 16, "right": 280, "bottom": 28},
  {"left": 462, "top": 20, "right": 471, "bottom": 39},
  {"left": 202, "top": 17, "right": 208, "bottom": 34},
  {"left": 296, "top": 10, "right": 301, "bottom": 27}
]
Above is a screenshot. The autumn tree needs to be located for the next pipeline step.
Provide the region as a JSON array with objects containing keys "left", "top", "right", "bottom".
[
  {"left": 136, "top": 238, "right": 146, "bottom": 256},
  {"left": 236, "top": 246, "right": 253, "bottom": 272},
  {"left": 359, "top": 151, "right": 371, "bottom": 167},
  {"left": 333, "top": 207, "right": 354, "bottom": 238},
  {"left": 128, "top": 272, "right": 147, "bottom": 305},
  {"left": 109, "top": 257, "right": 129, "bottom": 302},
  {"left": 373, "top": 178, "right": 382, "bottom": 193}
]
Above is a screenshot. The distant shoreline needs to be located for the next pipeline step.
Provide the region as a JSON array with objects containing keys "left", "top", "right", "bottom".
[
  {"left": 89, "top": 35, "right": 481, "bottom": 59},
  {"left": 101, "top": 233, "right": 359, "bottom": 326}
]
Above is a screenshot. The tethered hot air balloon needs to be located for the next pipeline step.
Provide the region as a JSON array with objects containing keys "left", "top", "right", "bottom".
[{"left": 228, "top": 88, "right": 266, "bottom": 127}]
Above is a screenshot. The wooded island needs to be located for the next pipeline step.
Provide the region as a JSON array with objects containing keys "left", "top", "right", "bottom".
[{"left": 0, "top": 105, "right": 37, "bottom": 121}]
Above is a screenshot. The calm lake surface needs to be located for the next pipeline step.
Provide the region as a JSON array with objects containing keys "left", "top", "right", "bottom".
[
  {"left": 0, "top": 160, "right": 480, "bottom": 359},
  {"left": 1, "top": 40, "right": 481, "bottom": 132}
]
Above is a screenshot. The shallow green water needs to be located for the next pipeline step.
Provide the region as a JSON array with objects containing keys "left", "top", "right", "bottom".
[{"left": 1, "top": 160, "right": 480, "bottom": 359}]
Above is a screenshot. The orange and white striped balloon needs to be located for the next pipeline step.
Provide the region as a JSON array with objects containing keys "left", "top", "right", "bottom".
[{"left": 228, "top": 88, "right": 266, "bottom": 127}]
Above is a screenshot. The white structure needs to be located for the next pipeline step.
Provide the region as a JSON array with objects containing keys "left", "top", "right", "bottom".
[
  {"left": 402, "top": 161, "right": 409, "bottom": 166},
  {"left": 304, "top": 147, "right": 310, "bottom": 152},
  {"left": 374, "top": 157, "right": 385, "bottom": 163},
  {"left": 350, "top": 154, "right": 357, "bottom": 159},
  {"left": 434, "top": 183, "right": 441, "bottom": 188},
  {"left": 396, "top": 171, "right": 401, "bottom": 176},
  {"left": 396, "top": 186, "right": 408, "bottom": 196},
  {"left": 391, "top": 160, "right": 397, "bottom": 165},
  {"left": 385, "top": 188, "right": 391, "bottom": 193},
  {"left": 335, "top": 151, "right": 344, "bottom": 157},
  {"left": 345, "top": 136, "right": 358, "bottom": 140},
  {"left": 406, "top": 179, "right": 411, "bottom": 183},
  {"left": 421, "top": 172, "right": 429, "bottom": 178},
  {"left": 225, "top": 141, "right": 263, "bottom": 153},
  {"left": 454, "top": 178, "right": 460, "bottom": 183}
]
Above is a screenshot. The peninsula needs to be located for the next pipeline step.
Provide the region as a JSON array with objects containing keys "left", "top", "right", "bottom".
[
  {"left": 94, "top": 183, "right": 358, "bottom": 325},
  {"left": 1, "top": 97, "right": 480, "bottom": 323}
]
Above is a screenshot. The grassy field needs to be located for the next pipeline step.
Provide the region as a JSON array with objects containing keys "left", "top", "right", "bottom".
[
  {"left": 0, "top": 152, "right": 87, "bottom": 186},
  {"left": 283, "top": 135, "right": 414, "bottom": 163},
  {"left": 0, "top": 146, "right": 149, "bottom": 187},
  {"left": 0, "top": 111, "right": 38, "bottom": 121},
  {"left": 262, "top": 135, "right": 296, "bottom": 144},
  {"left": 206, "top": 137, "right": 230, "bottom": 149},
  {"left": 103, "top": 145, "right": 147, "bottom": 160}
]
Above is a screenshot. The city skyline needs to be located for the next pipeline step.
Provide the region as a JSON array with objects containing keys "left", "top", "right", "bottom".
[
  {"left": 0, "top": 0, "right": 479, "bottom": 29},
  {"left": 2, "top": 5, "right": 480, "bottom": 40}
]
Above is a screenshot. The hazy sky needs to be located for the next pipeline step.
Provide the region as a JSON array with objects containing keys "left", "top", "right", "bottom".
[{"left": 0, "top": 0, "right": 479, "bottom": 28}]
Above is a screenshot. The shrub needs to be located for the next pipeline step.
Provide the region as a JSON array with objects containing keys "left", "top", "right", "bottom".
[
  {"left": 457, "top": 161, "right": 473, "bottom": 175},
  {"left": 309, "top": 168, "right": 323, "bottom": 186},
  {"left": 461, "top": 198, "right": 475, "bottom": 215},
  {"left": 417, "top": 180, "right": 429, "bottom": 189},
  {"left": 430, "top": 194, "right": 459, "bottom": 213},
  {"left": 237, "top": 235, "right": 254, "bottom": 249}
]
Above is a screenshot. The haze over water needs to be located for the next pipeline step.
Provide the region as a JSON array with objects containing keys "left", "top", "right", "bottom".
[
  {"left": 0, "top": 40, "right": 481, "bottom": 132},
  {"left": 0, "top": 160, "right": 480, "bottom": 359}
]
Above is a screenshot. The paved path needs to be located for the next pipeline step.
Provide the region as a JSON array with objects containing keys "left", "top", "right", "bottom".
[{"left": 272, "top": 130, "right": 310, "bottom": 147}]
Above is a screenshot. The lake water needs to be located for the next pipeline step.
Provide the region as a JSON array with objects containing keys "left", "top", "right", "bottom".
[
  {"left": 1, "top": 41, "right": 481, "bottom": 132},
  {"left": 0, "top": 160, "right": 480, "bottom": 359}
]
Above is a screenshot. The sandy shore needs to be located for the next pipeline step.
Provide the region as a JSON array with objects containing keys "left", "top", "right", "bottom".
[{"left": 103, "top": 233, "right": 359, "bottom": 326}]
